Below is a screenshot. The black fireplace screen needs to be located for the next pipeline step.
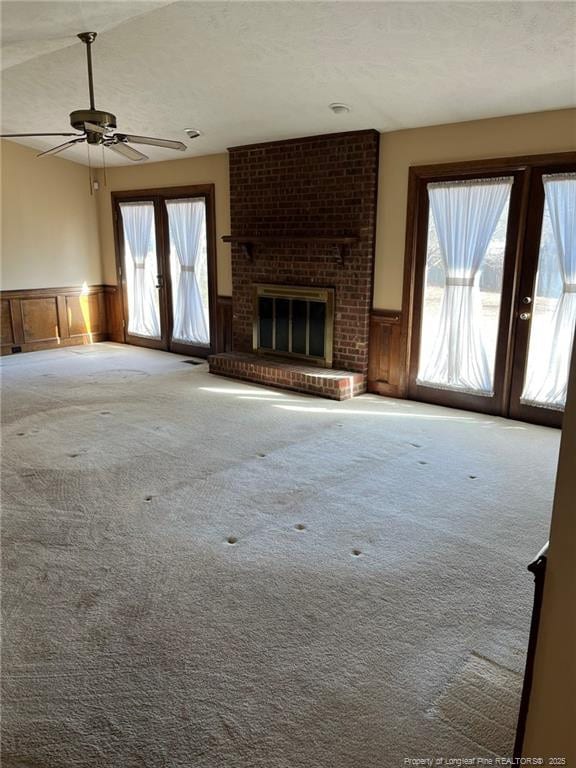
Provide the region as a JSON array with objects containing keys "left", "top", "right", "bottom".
[{"left": 253, "top": 285, "right": 334, "bottom": 367}]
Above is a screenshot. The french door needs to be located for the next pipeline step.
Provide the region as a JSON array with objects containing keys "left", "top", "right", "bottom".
[
  {"left": 509, "top": 167, "right": 576, "bottom": 424},
  {"left": 113, "top": 186, "right": 217, "bottom": 357},
  {"left": 407, "top": 156, "right": 576, "bottom": 427}
]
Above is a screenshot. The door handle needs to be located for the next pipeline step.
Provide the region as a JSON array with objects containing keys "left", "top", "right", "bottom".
[{"left": 156, "top": 275, "right": 164, "bottom": 288}]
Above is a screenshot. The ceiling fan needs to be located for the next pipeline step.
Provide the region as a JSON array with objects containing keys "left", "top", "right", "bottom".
[{"left": 0, "top": 32, "right": 186, "bottom": 161}]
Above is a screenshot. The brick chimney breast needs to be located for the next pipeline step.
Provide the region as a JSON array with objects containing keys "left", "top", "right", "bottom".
[{"left": 228, "top": 129, "right": 380, "bottom": 378}]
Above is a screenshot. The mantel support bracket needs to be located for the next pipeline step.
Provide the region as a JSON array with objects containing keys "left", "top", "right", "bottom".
[{"left": 334, "top": 244, "right": 346, "bottom": 265}]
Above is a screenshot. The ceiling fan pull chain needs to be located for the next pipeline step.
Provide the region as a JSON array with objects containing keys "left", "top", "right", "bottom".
[
  {"left": 101, "top": 143, "right": 107, "bottom": 188},
  {"left": 87, "top": 142, "right": 93, "bottom": 196}
]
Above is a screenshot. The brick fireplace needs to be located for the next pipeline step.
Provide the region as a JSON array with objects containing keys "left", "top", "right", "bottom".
[{"left": 209, "top": 129, "right": 379, "bottom": 399}]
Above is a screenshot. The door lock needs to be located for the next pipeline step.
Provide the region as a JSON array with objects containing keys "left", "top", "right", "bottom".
[
  {"left": 519, "top": 312, "right": 531, "bottom": 320},
  {"left": 156, "top": 275, "right": 164, "bottom": 288},
  {"left": 521, "top": 296, "right": 532, "bottom": 304}
]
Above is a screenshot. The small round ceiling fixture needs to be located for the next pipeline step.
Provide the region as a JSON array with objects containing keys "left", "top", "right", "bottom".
[
  {"left": 329, "top": 103, "right": 351, "bottom": 115},
  {"left": 185, "top": 128, "right": 202, "bottom": 139}
]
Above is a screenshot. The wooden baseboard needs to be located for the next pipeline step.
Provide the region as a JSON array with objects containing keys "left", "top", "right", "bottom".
[
  {"left": 367, "top": 309, "right": 406, "bottom": 397},
  {"left": 1, "top": 284, "right": 111, "bottom": 355}
]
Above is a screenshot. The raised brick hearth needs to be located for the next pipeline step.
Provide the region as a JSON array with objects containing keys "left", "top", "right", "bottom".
[
  {"left": 209, "top": 352, "right": 365, "bottom": 400},
  {"left": 211, "top": 129, "right": 379, "bottom": 398}
]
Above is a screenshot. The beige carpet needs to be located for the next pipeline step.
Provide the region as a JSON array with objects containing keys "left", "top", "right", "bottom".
[{"left": 1, "top": 343, "right": 560, "bottom": 767}]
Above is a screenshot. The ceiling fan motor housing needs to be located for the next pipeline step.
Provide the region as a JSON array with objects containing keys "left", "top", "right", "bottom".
[{"left": 69, "top": 109, "right": 117, "bottom": 142}]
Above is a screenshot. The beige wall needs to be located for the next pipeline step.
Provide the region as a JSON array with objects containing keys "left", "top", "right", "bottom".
[
  {"left": 523, "top": 347, "right": 576, "bottom": 761},
  {"left": 374, "top": 108, "right": 576, "bottom": 310},
  {"left": 1, "top": 140, "right": 101, "bottom": 290},
  {"left": 5, "top": 111, "right": 574, "bottom": 302},
  {"left": 95, "top": 153, "right": 231, "bottom": 295}
]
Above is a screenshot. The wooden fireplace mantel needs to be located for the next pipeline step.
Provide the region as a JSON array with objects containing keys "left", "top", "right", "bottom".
[{"left": 221, "top": 234, "right": 359, "bottom": 263}]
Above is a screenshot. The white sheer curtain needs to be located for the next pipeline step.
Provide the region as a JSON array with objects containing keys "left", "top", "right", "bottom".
[
  {"left": 166, "top": 199, "right": 210, "bottom": 345},
  {"left": 522, "top": 173, "right": 576, "bottom": 408},
  {"left": 120, "top": 202, "right": 160, "bottom": 338},
  {"left": 418, "top": 177, "right": 513, "bottom": 393}
]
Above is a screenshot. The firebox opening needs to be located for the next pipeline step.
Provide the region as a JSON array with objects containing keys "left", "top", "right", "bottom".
[{"left": 253, "top": 284, "right": 334, "bottom": 367}]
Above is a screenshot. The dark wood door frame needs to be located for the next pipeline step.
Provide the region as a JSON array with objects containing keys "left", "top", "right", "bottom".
[
  {"left": 113, "top": 194, "right": 166, "bottom": 351},
  {"left": 508, "top": 161, "right": 576, "bottom": 428},
  {"left": 406, "top": 167, "right": 528, "bottom": 417},
  {"left": 112, "top": 184, "right": 219, "bottom": 358},
  {"left": 400, "top": 152, "right": 576, "bottom": 426}
]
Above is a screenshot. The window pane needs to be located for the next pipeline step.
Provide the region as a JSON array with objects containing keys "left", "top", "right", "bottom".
[
  {"left": 521, "top": 174, "right": 576, "bottom": 410},
  {"left": 166, "top": 198, "right": 210, "bottom": 345},
  {"left": 417, "top": 179, "right": 511, "bottom": 395},
  {"left": 120, "top": 202, "right": 161, "bottom": 339}
]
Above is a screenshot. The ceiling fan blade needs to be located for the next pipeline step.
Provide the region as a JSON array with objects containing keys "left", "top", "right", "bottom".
[
  {"left": 115, "top": 133, "right": 186, "bottom": 151},
  {"left": 84, "top": 122, "right": 106, "bottom": 134},
  {"left": 1, "top": 132, "right": 81, "bottom": 138},
  {"left": 37, "top": 137, "right": 86, "bottom": 158},
  {"left": 106, "top": 141, "right": 148, "bottom": 162}
]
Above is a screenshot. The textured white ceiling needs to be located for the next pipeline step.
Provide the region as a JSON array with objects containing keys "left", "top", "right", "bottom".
[
  {"left": 2, "top": 0, "right": 575, "bottom": 166},
  {"left": 1, "top": 1, "right": 173, "bottom": 69}
]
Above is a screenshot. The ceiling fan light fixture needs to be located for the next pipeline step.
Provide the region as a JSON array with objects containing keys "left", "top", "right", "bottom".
[
  {"left": 1, "top": 31, "right": 188, "bottom": 163},
  {"left": 329, "top": 103, "right": 351, "bottom": 115},
  {"left": 185, "top": 128, "right": 202, "bottom": 139}
]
